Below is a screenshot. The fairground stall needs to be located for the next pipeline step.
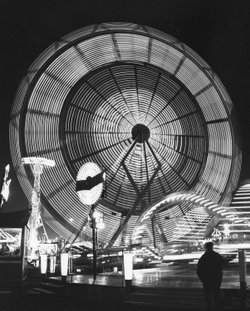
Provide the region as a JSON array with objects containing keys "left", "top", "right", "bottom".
[{"left": 0, "top": 209, "right": 30, "bottom": 289}]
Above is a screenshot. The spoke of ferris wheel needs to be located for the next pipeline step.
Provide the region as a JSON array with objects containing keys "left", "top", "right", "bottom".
[
  {"left": 147, "top": 88, "right": 182, "bottom": 128},
  {"left": 72, "top": 137, "right": 131, "bottom": 163}
]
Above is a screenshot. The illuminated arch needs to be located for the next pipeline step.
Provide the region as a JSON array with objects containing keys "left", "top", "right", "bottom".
[{"left": 132, "top": 191, "right": 235, "bottom": 243}]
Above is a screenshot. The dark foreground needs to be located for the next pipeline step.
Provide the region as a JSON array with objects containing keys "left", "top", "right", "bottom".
[
  {"left": 0, "top": 263, "right": 250, "bottom": 311},
  {"left": 0, "top": 279, "right": 249, "bottom": 311}
]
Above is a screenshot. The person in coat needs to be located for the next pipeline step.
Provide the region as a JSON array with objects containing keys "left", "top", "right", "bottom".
[{"left": 197, "top": 241, "right": 224, "bottom": 311}]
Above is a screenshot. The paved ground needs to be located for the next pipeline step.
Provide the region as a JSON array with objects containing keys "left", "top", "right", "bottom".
[
  {"left": 55, "top": 262, "right": 247, "bottom": 289},
  {"left": 0, "top": 262, "right": 249, "bottom": 311}
]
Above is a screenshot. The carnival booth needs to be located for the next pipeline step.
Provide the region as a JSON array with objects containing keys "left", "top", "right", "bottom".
[{"left": 0, "top": 209, "right": 30, "bottom": 288}]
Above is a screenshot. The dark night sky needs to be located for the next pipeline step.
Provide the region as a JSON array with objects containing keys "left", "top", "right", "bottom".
[{"left": 1, "top": 0, "right": 250, "bottom": 211}]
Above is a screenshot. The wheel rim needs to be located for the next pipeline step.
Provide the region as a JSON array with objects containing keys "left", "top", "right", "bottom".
[{"left": 9, "top": 23, "right": 241, "bottom": 245}]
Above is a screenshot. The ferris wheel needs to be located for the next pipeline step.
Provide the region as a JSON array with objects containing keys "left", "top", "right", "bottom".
[{"left": 9, "top": 23, "right": 241, "bottom": 247}]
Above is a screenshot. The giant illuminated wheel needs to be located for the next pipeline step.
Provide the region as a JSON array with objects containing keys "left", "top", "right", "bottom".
[{"left": 9, "top": 23, "right": 241, "bottom": 246}]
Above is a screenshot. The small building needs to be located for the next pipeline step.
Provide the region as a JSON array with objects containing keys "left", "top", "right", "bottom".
[{"left": 0, "top": 209, "right": 30, "bottom": 289}]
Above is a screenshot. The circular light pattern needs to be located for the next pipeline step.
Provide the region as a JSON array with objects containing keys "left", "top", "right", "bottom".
[
  {"left": 61, "top": 63, "right": 206, "bottom": 205},
  {"left": 76, "top": 162, "right": 103, "bottom": 206},
  {"left": 9, "top": 23, "right": 241, "bottom": 247}
]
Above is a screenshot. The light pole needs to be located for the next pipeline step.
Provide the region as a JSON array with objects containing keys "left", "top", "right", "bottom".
[
  {"left": 239, "top": 249, "right": 247, "bottom": 311},
  {"left": 75, "top": 162, "right": 106, "bottom": 283},
  {"left": 123, "top": 250, "right": 134, "bottom": 289},
  {"left": 60, "top": 252, "right": 69, "bottom": 283},
  {"left": 92, "top": 206, "right": 97, "bottom": 282},
  {"left": 40, "top": 254, "right": 48, "bottom": 278},
  {"left": 89, "top": 206, "right": 104, "bottom": 282}
]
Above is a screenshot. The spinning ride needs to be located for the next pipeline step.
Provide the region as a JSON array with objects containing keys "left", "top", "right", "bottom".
[{"left": 9, "top": 23, "right": 241, "bottom": 248}]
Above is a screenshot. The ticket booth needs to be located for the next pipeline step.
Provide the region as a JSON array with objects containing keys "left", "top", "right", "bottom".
[{"left": 0, "top": 209, "right": 30, "bottom": 289}]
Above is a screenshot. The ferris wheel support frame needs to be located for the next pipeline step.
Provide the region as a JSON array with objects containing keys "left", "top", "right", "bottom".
[{"left": 108, "top": 137, "right": 161, "bottom": 248}]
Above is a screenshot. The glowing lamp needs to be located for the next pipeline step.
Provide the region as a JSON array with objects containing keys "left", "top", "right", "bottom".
[
  {"left": 21, "top": 157, "right": 55, "bottom": 167},
  {"left": 92, "top": 210, "right": 105, "bottom": 229},
  {"left": 60, "top": 253, "right": 69, "bottom": 277},
  {"left": 123, "top": 251, "right": 133, "bottom": 288},
  {"left": 1, "top": 164, "right": 11, "bottom": 202},
  {"left": 40, "top": 254, "right": 48, "bottom": 275},
  {"left": 49, "top": 255, "right": 56, "bottom": 274}
]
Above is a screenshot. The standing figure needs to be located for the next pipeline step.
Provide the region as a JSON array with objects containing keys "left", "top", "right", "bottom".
[
  {"left": 0, "top": 242, "right": 10, "bottom": 255},
  {"left": 197, "top": 241, "right": 224, "bottom": 311}
]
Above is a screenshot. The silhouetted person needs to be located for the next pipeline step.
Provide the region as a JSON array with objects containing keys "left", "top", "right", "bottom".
[
  {"left": 0, "top": 242, "right": 9, "bottom": 255},
  {"left": 197, "top": 241, "right": 224, "bottom": 311}
]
